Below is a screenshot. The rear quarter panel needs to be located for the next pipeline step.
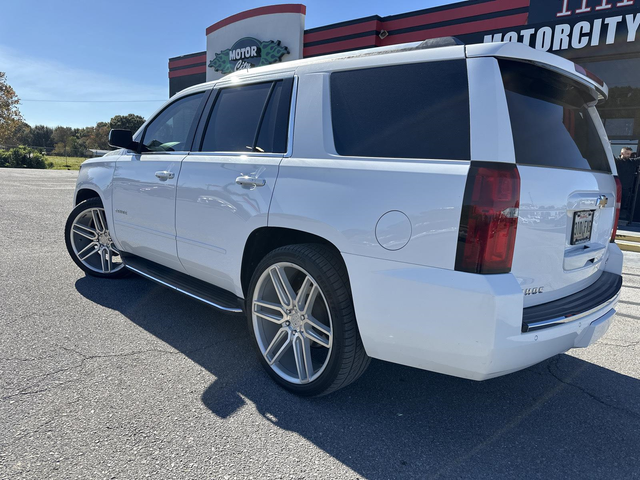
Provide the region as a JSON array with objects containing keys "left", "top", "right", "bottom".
[{"left": 269, "top": 64, "right": 469, "bottom": 269}]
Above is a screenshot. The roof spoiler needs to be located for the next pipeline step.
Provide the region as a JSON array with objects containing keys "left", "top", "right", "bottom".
[
  {"left": 466, "top": 42, "right": 609, "bottom": 101},
  {"left": 417, "top": 37, "right": 465, "bottom": 50}
]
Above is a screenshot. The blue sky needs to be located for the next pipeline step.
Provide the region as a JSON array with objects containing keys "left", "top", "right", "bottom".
[{"left": 0, "top": 0, "right": 457, "bottom": 128}]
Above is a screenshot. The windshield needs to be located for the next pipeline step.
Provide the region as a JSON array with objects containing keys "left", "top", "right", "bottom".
[{"left": 500, "top": 59, "right": 611, "bottom": 173}]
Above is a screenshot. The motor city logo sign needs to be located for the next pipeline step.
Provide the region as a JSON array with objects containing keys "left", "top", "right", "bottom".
[
  {"left": 484, "top": 12, "right": 640, "bottom": 53},
  {"left": 208, "top": 37, "right": 289, "bottom": 74},
  {"left": 529, "top": 0, "right": 637, "bottom": 24}
]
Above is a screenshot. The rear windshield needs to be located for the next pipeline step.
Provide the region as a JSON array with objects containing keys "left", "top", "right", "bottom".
[{"left": 500, "top": 60, "right": 611, "bottom": 173}]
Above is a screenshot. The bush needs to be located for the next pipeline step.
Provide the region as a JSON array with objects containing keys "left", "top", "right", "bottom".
[{"left": 0, "top": 146, "right": 47, "bottom": 169}]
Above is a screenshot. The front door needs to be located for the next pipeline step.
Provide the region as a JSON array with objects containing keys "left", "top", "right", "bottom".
[
  {"left": 112, "top": 92, "right": 208, "bottom": 271},
  {"left": 176, "top": 76, "right": 294, "bottom": 296}
]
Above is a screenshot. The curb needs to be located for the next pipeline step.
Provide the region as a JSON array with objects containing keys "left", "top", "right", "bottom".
[
  {"left": 617, "top": 241, "right": 640, "bottom": 253},
  {"left": 616, "top": 231, "right": 640, "bottom": 252}
]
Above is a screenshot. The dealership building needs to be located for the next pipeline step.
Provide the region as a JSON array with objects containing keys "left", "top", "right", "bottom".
[{"left": 168, "top": 0, "right": 640, "bottom": 218}]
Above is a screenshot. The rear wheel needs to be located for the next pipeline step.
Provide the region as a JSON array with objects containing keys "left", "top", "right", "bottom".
[
  {"left": 64, "top": 197, "right": 129, "bottom": 278},
  {"left": 247, "top": 244, "right": 370, "bottom": 396}
]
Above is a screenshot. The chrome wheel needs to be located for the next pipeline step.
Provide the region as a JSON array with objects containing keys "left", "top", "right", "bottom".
[
  {"left": 252, "top": 262, "right": 333, "bottom": 385},
  {"left": 69, "top": 207, "right": 123, "bottom": 274}
]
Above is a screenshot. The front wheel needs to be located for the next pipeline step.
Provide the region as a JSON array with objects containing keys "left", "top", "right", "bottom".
[
  {"left": 247, "top": 244, "right": 370, "bottom": 396},
  {"left": 64, "top": 197, "right": 129, "bottom": 278}
]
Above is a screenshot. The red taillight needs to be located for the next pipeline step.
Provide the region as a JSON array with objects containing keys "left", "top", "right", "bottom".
[
  {"left": 455, "top": 162, "right": 520, "bottom": 274},
  {"left": 611, "top": 176, "right": 623, "bottom": 243}
]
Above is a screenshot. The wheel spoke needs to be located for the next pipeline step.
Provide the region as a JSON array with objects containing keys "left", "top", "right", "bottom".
[
  {"left": 98, "top": 209, "right": 109, "bottom": 234},
  {"left": 78, "top": 242, "right": 99, "bottom": 261},
  {"left": 304, "top": 326, "right": 331, "bottom": 349},
  {"left": 292, "top": 335, "right": 313, "bottom": 383},
  {"left": 91, "top": 209, "right": 104, "bottom": 233},
  {"left": 254, "top": 300, "right": 286, "bottom": 324},
  {"left": 305, "top": 315, "right": 331, "bottom": 337},
  {"left": 296, "top": 276, "right": 318, "bottom": 314},
  {"left": 106, "top": 248, "right": 112, "bottom": 273},
  {"left": 264, "top": 328, "right": 291, "bottom": 365},
  {"left": 301, "top": 336, "right": 314, "bottom": 381},
  {"left": 254, "top": 310, "right": 285, "bottom": 325},
  {"left": 72, "top": 224, "right": 98, "bottom": 241},
  {"left": 99, "top": 248, "right": 107, "bottom": 272},
  {"left": 269, "top": 265, "right": 295, "bottom": 309}
]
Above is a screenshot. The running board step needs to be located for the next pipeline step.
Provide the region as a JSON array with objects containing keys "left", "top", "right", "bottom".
[{"left": 121, "top": 253, "right": 244, "bottom": 314}]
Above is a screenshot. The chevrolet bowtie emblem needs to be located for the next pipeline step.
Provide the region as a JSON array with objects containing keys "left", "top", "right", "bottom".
[{"left": 596, "top": 195, "right": 609, "bottom": 209}]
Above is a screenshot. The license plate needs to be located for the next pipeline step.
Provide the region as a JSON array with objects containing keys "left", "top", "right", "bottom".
[{"left": 571, "top": 210, "right": 594, "bottom": 245}]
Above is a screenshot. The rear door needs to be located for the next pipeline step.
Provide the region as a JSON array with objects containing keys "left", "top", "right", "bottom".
[
  {"left": 175, "top": 75, "right": 294, "bottom": 297},
  {"left": 498, "top": 59, "right": 617, "bottom": 306}
]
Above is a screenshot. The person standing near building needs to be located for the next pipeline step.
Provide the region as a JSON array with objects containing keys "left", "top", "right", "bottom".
[
  {"left": 615, "top": 147, "right": 640, "bottom": 221},
  {"left": 619, "top": 147, "right": 634, "bottom": 161}
]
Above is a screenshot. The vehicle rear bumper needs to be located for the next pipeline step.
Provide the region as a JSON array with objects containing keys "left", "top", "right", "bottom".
[{"left": 343, "top": 243, "right": 623, "bottom": 381}]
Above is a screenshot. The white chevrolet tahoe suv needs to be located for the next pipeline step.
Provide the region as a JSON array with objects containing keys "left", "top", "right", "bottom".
[{"left": 65, "top": 38, "right": 624, "bottom": 396}]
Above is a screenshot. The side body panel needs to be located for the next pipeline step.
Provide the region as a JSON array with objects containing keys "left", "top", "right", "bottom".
[
  {"left": 175, "top": 71, "right": 295, "bottom": 297},
  {"left": 269, "top": 48, "right": 474, "bottom": 362},
  {"left": 111, "top": 152, "right": 186, "bottom": 272},
  {"left": 176, "top": 153, "right": 281, "bottom": 297},
  {"left": 269, "top": 50, "right": 471, "bottom": 271}
]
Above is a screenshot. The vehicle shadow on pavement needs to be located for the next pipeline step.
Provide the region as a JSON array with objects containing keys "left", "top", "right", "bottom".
[{"left": 76, "top": 275, "right": 640, "bottom": 479}]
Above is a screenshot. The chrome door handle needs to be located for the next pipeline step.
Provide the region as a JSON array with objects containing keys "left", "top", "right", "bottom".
[
  {"left": 236, "top": 175, "right": 266, "bottom": 187},
  {"left": 155, "top": 171, "right": 175, "bottom": 181}
]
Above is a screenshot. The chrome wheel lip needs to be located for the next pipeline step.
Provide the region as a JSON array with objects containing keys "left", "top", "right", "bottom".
[
  {"left": 252, "top": 262, "right": 333, "bottom": 385},
  {"left": 70, "top": 207, "right": 124, "bottom": 275}
]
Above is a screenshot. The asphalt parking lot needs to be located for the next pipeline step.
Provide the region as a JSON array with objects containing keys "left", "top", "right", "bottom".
[{"left": 1, "top": 168, "right": 639, "bottom": 479}]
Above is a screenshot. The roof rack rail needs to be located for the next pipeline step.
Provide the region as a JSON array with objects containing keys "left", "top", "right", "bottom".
[{"left": 417, "top": 37, "right": 465, "bottom": 49}]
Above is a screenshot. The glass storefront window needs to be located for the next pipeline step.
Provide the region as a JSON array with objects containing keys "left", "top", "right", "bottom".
[
  {"left": 581, "top": 57, "right": 640, "bottom": 90},
  {"left": 605, "top": 118, "right": 635, "bottom": 137},
  {"left": 581, "top": 57, "right": 640, "bottom": 154}
]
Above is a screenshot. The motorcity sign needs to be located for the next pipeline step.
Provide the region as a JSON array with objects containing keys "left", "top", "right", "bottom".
[
  {"left": 208, "top": 37, "right": 290, "bottom": 74},
  {"left": 482, "top": 11, "right": 640, "bottom": 54},
  {"left": 529, "top": 0, "right": 638, "bottom": 24}
]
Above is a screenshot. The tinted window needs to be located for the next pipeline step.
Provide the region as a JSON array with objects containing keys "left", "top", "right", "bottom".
[
  {"left": 255, "top": 82, "right": 290, "bottom": 153},
  {"left": 201, "top": 81, "right": 290, "bottom": 153},
  {"left": 500, "top": 60, "right": 611, "bottom": 173},
  {"left": 330, "top": 61, "right": 470, "bottom": 160},
  {"left": 142, "top": 93, "right": 204, "bottom": 152}
]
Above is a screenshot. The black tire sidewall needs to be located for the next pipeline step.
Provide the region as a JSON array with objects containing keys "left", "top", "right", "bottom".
[{"left": 246, "top": 245, "right": 351, "bottom": 396}]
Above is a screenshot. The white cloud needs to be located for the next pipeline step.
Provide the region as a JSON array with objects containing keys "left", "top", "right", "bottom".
[{"left": 0, "top": 45, "right": 168, "bottom": 128}]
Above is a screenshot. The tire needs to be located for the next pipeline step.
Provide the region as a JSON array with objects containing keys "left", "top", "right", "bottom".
[
  {"left": 64, "top": 197, "right": 130, "bottom": 279},
  {"left": 247, "top": 243, "right": 370, "bottom": 396}
]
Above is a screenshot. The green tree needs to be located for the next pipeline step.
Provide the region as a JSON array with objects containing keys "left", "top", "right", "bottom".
[
  {"left": 5, "top": 120, "right": 32, "bottom": 147},
  {"left": 52, "top": 126, "right": 75, "bottom": 146},
  {"left": 85, "top": 122, "right": 110, "bottom": 150},
  {"left": 31, "top": 125, "right": 54, "bottom": 150},
  {"left": 0, "top": 72, "right": 24, "bottom": 145},
  {"left": 110, "top": 113, "right": 145, "bottom": 134}
]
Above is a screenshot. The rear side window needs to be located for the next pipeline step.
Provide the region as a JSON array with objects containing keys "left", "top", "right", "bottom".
[
  {"left": 330, "top": 60, "right": 470, "bottom": 160},
  {"left": 500, "top": 60, "right": 611, "bottom": 173},
  {"left": 201, "top": 80, "right": 291, "bottom": 153}
]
